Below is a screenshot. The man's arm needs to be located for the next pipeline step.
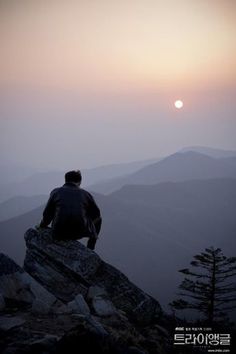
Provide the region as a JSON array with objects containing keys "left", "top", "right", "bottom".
[
  {"left": 40, "top": 190, "right": 57, "bottom": 227},
  {"left": 87, "top": 193, "right": 102, "bottom": 235}
]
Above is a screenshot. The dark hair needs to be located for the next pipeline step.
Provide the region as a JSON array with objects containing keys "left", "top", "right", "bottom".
[{"left": 65, "top": 170, "right": 82, "bottom": 184}]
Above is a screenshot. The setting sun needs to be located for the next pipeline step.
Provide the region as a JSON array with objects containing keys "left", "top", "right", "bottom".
[{"left": 175, "top": 100, "right": 184, "bottom": 109}]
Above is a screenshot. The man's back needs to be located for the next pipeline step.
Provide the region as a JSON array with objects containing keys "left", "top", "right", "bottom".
[{"left": 41, "top": 182, "right": 101, "bottom": 241}]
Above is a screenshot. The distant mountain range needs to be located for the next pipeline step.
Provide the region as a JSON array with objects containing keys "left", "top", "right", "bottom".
[
  {"left": 0, "top": 157, "right": 160, "bottom": 203},
  {"left": 179, "top": 146, "right": 236, "bottom": 158},
  {"left": 1, "top": 146, "right": 236, "bottom": 202},
  {"left": 0, "top": 195, "right": 47, "bottom": 222},
  {"left": 89, "top": 151, "right": 236, "bottom": 194},
  {"left": 1, "top": 178, "right": 235, "bottom": 313},
  {"left": 1, "top": 148, "right": 236, "bottom": 220}
]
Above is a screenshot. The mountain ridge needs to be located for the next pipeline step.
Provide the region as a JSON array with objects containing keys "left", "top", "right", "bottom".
[
  {"left": 89, "top": 152, "right": 236, "bottom": 194},
  {"left": 179, "top": 145, "right": 236, "bottom": 158}
]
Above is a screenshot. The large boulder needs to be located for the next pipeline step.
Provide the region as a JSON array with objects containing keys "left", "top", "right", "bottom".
[
  {"left": 0, "top": 315, "right": 26, "bottom": 331},
  {"left": 67, "top": 294, "right": 91, "bottom": 315},
  {"left": 24, "top": 228, "right": 162, "bottom": 325},
  {"left": 0, "top": 229, "right": 171, "bottom": 354},
  {"left": 0, "top": 253, "right": 60, "bottom": 313}
]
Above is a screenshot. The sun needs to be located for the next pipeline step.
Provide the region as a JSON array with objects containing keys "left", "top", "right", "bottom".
[{"left": 174, "top": 100, "right": 183, "bottom": 109}]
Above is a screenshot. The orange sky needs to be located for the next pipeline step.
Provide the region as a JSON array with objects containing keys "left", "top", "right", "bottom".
[
  {"left": 1, "top": 0, "right": 236, "bottom": 95},
  {"left": 1, "top": 1, "right": 236, "bottom": 169}
]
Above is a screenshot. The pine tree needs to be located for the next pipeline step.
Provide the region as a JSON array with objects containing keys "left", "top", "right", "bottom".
[{"left": 170, "top": 247, "right": 236, "bottom": 324}]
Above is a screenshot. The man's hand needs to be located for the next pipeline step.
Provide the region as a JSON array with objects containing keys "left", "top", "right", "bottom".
[
  {"left": 35, "top": 223, "right": 43, "bottom": 231},
  {"left": 35, "top": 220, "right": 49, "bottom": 231}
]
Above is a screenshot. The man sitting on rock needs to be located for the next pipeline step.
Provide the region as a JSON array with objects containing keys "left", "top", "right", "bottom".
[{"left": 39, "top": 170, "right": 102, "bottom": 250}]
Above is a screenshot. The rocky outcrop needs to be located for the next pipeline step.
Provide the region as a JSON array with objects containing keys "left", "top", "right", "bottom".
[
  {"left": 0, "top": 253, "right": 62, "bottom": 314},
  {"left": 0, "top": 228, "right": 171, "bottom": 354},
  {"left": 24, "top": 228, "right": 162, "bottom": 325}
]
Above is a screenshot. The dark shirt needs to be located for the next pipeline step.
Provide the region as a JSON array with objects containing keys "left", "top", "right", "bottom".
[{"left": 41, "top": 183, "right": 102, "bottom": 240}]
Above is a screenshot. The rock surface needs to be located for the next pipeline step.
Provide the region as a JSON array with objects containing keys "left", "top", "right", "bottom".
[
  {"left": 92, "top": 296, "right": 117, "bottom": 317},
  {"left": 0, "top": 294, "right": 5, "bottom": 311},
  {"left": 24, "top": 228, "right": 162, "bottom": 324},
  {"left": 0, "top": 253, "right": 61, "bottom": 312},
  {"left": 0, "top": 228, "right": 172, "bottom": 354},
  {"left": 68, "top": 294, "right": 91, "bottom": 315},
  {"left": 0, "top": 315, "right": 25, "bottom": 331}
]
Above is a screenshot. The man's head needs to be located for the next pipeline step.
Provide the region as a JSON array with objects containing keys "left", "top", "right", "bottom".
[{"left": 65, "top": 170, "right": 82, "bottom": 186}]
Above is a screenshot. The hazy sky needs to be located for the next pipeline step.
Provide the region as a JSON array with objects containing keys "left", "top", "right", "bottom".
[{"left": 0, "top": 0, "right": 236, "bottom": 170}]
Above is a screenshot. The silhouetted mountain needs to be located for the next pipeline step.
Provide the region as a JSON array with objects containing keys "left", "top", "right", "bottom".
[
  {"left": 83, "top": 157, "right": 161, "bottom": 183},
  {"left": 0, "top": 195, "right": 47, "bottom": 222},
  {"left": 0, "top": 158, "right": 160, "bottom": 203},
  {"left": 1, "top": 178, "right": 235, "bottom": 315},
  {"left": 220, "top": 156, "right": 236, "bottom": 167},
  {"left": 0, "top": 206, "right": 43, "bottom": 262},
  {"left": 110, "top": 178, "right": 236, "bottom": 208},
  {"left": 180, "top": 146, "right": 236, "bottom": 158},
  {"left": 90, "top": 152, "right": 236, "bottom": 194}
]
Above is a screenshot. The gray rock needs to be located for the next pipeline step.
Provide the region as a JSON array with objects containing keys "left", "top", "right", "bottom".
[
  {"left": 87, "top": 285, "right": 107, "bottom": 300},
  {"left": 23, "top": 272, "right": 57, "bottom": 308},
  {"left": 67, "top": 294, "right": 90, "bottom": 315},
  {"left": 0, "top": 254, "right": 23, "bottom": 276},
  {"left": 31, "top": 299, "right": 51, "bottom": 315},
  {"left": 155, "top": 324, "right": 170, "bottom": 337},
  {"left": 86, "top": 315, "right": 109, "bottom": 336},
  {"left": 24, "top": 228, "right": 162, "bottom": 324},
  {"left": 71, "top": 313, "right": 86, "bottom": 319},
  {"left": 0, "top": 271, "right": 34, "bottom": 305},
  {"left": 52, "top": 302, "right": 72, "bottom": 315},
  {"left": 0, "top": 315, "right": 25, "bottom": 331},
  {"left": 0, "top": 253, "right": 56, "bottom": 304},
  {"left": 0, "top": 293, "right": 5, "bottom": 311},
  {"left": 30, "top": 334, "right": 59, "bottom": 346},
  {"left": 92, "top": 296, "right": 117, "bottom": 317}
]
